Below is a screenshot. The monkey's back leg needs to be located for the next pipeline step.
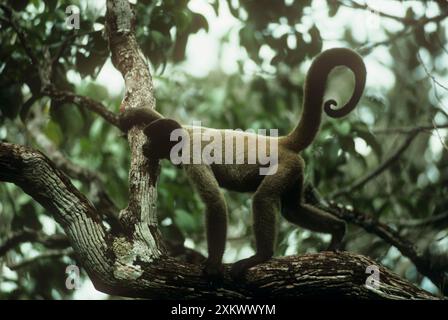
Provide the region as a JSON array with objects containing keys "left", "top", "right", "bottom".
[
  {"left": 184, "top": 164, "right": 228, "bottom": 278},
  {"left": 281, "top": 175, "right": 346, "bottom": 251},
  {"left": 230, "top": 158, "right": 303, "bottom": 279}
]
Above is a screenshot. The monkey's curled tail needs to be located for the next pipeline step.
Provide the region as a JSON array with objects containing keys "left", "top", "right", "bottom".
[{"left": 281, "top": 47, "right": 366, "bottom": 153}]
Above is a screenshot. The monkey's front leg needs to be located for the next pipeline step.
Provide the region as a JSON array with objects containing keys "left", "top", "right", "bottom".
[
  {"left": 203, "top": 206, "right": 227, "bottom": 280},
  {"left": 184, "top": 165, "right": 228, "bottom": 280}
]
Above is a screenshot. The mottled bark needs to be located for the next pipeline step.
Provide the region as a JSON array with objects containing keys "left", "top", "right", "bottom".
[
  {"left": 105, "top": 0, "right": 162, "bottom": 249},
  {"left": 0, "top": 141, "right": 437, "bottom": 300}
]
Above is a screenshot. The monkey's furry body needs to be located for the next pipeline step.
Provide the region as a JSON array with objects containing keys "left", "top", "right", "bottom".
[{"left": 120, "top": 47, "right": 367, "bottom": 280}]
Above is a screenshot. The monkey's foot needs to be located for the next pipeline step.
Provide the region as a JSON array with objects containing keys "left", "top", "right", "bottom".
[
  {"left": 230, "top": 254, "right": 271, "bottom": 281},
  {"left": 326, "top": 240, "right": 344, "bottom": 252},
  {"left": 326, "top": 231, "right": 345, "bottom": 251},
  {"left": 202, "top": 260, "right": 224, "bottom": 284}
]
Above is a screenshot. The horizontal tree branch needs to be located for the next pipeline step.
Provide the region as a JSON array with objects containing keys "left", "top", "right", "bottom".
[
  {"left": 0, "top": 141, "right": 437, "bottom": 299},
  {"left": 392, "top": 211, "right": 448, "bottom": 229},
  {"left": 373, "top": 123, "right": 448, "bottom": 135},
  {"left": 0, "top": 228, "right": 70, "bottom": 257},
  {"left": 43, "top": 87, "right": 120, "bottom": 127},
  {"left": 0, "top": 225, "right": 206, "bottom": 267},
  {"left": 7, "top": 248, "right": 74, "bottom": 271}
]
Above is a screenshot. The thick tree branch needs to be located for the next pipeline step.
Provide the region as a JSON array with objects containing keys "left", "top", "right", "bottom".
[
  {"left": 25, "top": 108, "right": 122, "bottom": 232},
  {"left": 0, "top": 143, "right": 115, "bottom": 284},
  {"left": 323, "top": 201, "right": 447, "bottom": 294},
  {"left": 306, "top": 185, "right": 447, "bottom": 293},
  {"left": 0, "top": 129, "right": 437, "bottom": 300}
]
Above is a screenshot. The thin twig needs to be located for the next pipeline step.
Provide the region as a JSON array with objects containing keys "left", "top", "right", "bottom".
[
  {"left": 43, "top": 87, "right": 120, "bottom": 127},
  {"left": 7, "top": 248, "right": 74, "bottom": 270},
  {"left": 358, "top": 28, "right": 413, "bottom": 53},
  {"left": 373, "top": 123, "right": 448, "bottom": 135},
  {"left": 432, "top": 120, "right": 448, "bottom": 151},
  {"left": 340, "top": 0, "right": 448, "bottom": 54},
  {"left": 392, "top": 211, "right": 448, "bottom": 228},
  {"left": 337, "top": 0, "right": 412, "bottom": 23},
  {"left": 331, "top": 129, "right": 419, "bottom": 198},
  {"left": 418, "top": 51, "right": 448, "bottom": 91},
  {"left": 416, "top": 52, "right": 448, "bottom": 151},
  {"left": 0, "top": 228, "right": 70, "bottom": 257},
  {"left": 338, "top": 0, "right": 448, "bottom": 26},
  {"left": 50, "top": 30, "right": 102, "bottom": 66},
  {"left": 27, "top": 107, "right": 104, "bottom": 182}
]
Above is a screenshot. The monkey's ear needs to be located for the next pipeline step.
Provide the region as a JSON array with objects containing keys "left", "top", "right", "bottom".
[{"left": 142, "top": 118, "right": 184, "bottom": 160}]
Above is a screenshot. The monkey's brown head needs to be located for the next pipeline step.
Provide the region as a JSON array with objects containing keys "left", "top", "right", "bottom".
[{"left": 142, "top": 118, "right": 184, "bottom": 160}]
